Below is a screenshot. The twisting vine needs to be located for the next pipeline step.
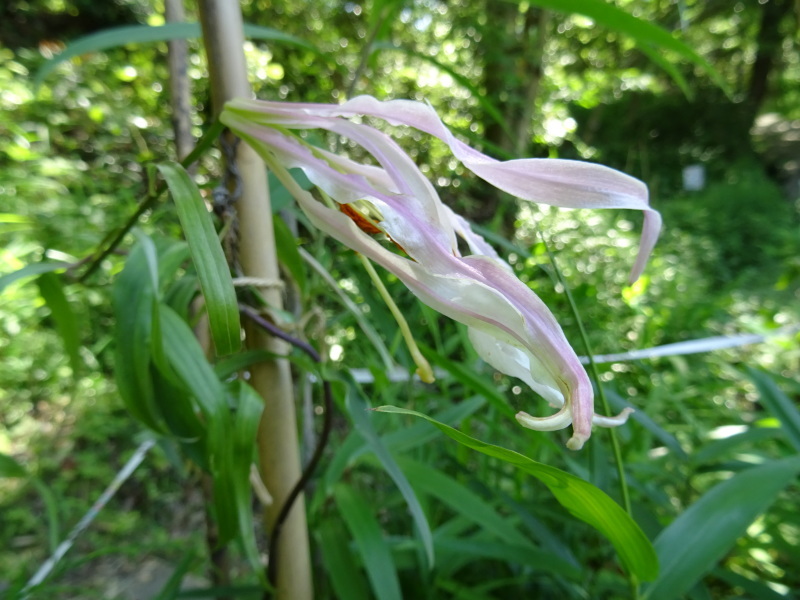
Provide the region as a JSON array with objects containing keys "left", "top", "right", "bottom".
[{"left": 238, "top": 304, "right": 333, "bottom": 595}]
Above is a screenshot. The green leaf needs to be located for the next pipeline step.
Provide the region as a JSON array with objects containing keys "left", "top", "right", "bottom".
[
  {"left": 0, "top": 261, "right": 70, "bottom": 295},
  {"left": 523, "top": 0, "right": 730, "bottom": 95},
  {"left": 157, "top": 305, "right": 245, "bottom": 546},
  {"left": 31, "top": 478, "right": 61, "bottom": 553},
  {"left": 229, "top": 381, "right": 266, "bottom": 583},
  {"left": 318, "top": 519, "right": 371, "bottom": 600},
  {"left": 606, "top": 388, "right": 687, "bottom": 459},
  {"left": 691, "top": 427, "right": 783, "bottom": 466},
  {"left": 113, "top": 243, "right": 165, "bottom": 433},
  {"left": 0, "top": 453, "right": 27, "bottom": 478},
  {"left": 158, "top": 162, "right": 240, "bottom": 356},
  {"left": 341, "top": 378, "right": 435, "bottom": 569},
  {"left": 315, "top": 396, "right": 485, "bottom": 514},
  {"left": 269, "top": 168, "right": 313, "bottom": 214},
  {"left": 643, "top": 456, "right": 800, "bottom": 600},
  {"left": 435, "top": 536, "right": 581, "bottom": 579},
  {"left": 159, "top": 305, "right": 225, "bottom": 420},
  {"left": 34, "top": 22, "right": 322, "bottom": 88},
  {"left": 153, "top": 551, "right": 197, "bottom": 600},
  {"left": 273, "top": 216, "right": 307, "bottom": 297},
  {"left": 375, "top": 405, "right": 659, "bottom": 582},
  {"left": 36, "top": 272, "right": 82, "bottom": 377},
  {"left": 399, "top": 458, "right": 532, "bottom": 547},
  {"left": 747, "top": 367, "right": 800, "bottom": 452},
  {"left": 334, "top": 485, "right": 403, "bottom": 600}
]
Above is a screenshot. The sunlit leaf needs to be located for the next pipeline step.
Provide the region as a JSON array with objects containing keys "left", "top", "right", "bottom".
[
  {"left": 0, "top": 261, "right": 70, "bottom": 295},
  {"left": 375, "top": 405, "right": 659, "bottom": 582},
  {"left": 644, "top": 456, "right": 800, "bottom": 600},
  {"left": 34, "top": 22, "right": 323, "bottom": 88},
  {"left": 522, "top": 0, "right": 730, "bottom": 95},
  {"left": 747, "top": 367, "right": 800, "bottom": 452}
]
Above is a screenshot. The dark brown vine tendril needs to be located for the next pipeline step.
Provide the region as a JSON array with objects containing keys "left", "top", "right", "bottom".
[{"left": 239, "top": 304, "right": 333, "bottom": 595}]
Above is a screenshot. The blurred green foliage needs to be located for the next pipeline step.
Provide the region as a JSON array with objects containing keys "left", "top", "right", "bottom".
[{"left": 1, "top": 0, "right": 799, "bottom": 598}]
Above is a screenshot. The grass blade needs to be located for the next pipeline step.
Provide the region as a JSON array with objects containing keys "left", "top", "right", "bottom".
[
  {"left": 318, "top": 519, "right": 371, "bottom": 600},
  {"left": 34, "top": 22, "right": 321, "bottom": 88},
  {"left": 341, "top": 378, "right": 435, "bottom": 568},
  {"left": 334, "top": 485, "right": 403, "bottom": 600},
  {"left": 399, "top": 458, "right": 532, "bottom": 547},
  {"left": 113, "top": 243, "right": 165, "bottom": 433},
  {"left": 747, "top": 367, "right": 800, "bottom": 452},
  {"left": 229, "top": 381, "right": 266, "bottom": 582},
  {"left": 0, "top": 261, "right": 70, "bottom": 295}
]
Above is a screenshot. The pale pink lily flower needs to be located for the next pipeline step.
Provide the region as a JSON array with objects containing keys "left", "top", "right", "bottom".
[{"left": 221, "top": 96, "right": 660, "bottom": 450}]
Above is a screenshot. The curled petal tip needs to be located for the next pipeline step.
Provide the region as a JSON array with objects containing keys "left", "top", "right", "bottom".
[
  {"left": 515, "top": 408, "right": 572, "bottom": 432},
  {"left": 592, "top": 407, "right": 635, "bottom": 428},
  {"left": 566, "top": 434, "right": 588, "bottom": 451}
]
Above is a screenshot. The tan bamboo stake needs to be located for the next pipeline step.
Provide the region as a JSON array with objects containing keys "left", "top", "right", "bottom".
[{"left": 196, "top": 2, "right": 312, "bottom": 598}]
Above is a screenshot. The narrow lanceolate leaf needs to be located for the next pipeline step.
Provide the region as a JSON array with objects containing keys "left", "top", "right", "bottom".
[
  {"left": 0, "top": 261, "right": 70, "bottom": 295},
  {"left": 113, "top": 244, "right": 165, "bottom": 433},
  {"left": 747, "top": 367, "right": 800, "bottom": 452},
  {"left": 342, "top": 378, "right": 435, "bottom": 569},
  {"left": 229, "top": 381, "right": 266, "bottom": 583},
  {"left": 402, "top": 458, "right": 581, "bottom": 578},
  {"left": 33, "top": 22, "right": 322, "bottom": 88},
  {"left": 524, "top": 0, "right": 729, "bottom": 95},
  {"left": 318, "top": 519, "right": 371, "bottom": 600},
  {"left": 334, "top": 485, "right": 403, "bottom": 600},
  {"left": 37, "top": 272, "right": 82, "bottom": 377},
  {"left": 644, "top": 456, "right": 800, "bottom": 600},
  {"left": 158, "top": 162, "right": 240, "bottom": 356},
  {"left": 375, "top": 405, "right": 659, "bottom": 582}
]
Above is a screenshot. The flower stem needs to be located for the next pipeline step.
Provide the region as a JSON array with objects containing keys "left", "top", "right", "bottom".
[{"left": 538, "top": 232, "right": 638, "bottom": 599}]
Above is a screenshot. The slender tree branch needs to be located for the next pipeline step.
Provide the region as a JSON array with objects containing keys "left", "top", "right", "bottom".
[{"left": 78, "top": 119, "right": 224, "bottom": 283}]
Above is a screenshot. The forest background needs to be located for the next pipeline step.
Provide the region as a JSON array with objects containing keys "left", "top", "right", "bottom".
[{"left": 1, "top": 0, "right": 799, "bottom": 598}]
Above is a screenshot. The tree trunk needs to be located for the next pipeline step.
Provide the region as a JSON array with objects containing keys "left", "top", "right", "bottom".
[
  {"left": 165, "top": 0, "right": 194, "bottom": 162},
  {"left": 746, "top": 0, "right": 792, "bottom": 123}
]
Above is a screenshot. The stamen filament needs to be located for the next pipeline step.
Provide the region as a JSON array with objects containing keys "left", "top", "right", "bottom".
[{"left": 357, "top": 254, "right": 435, "bottom": 384}]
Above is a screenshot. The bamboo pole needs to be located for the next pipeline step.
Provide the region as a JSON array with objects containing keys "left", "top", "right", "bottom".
[
  {"left": 165, "top": 0, "right": 194, "bottom": 162},
  {"left": 196, "top": 2, "right": 312, "bottom": 598}
]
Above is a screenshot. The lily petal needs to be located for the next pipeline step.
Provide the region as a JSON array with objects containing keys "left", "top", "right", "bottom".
[{"left": 227, "top": 96, "right": 661, "bottom": 283}]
